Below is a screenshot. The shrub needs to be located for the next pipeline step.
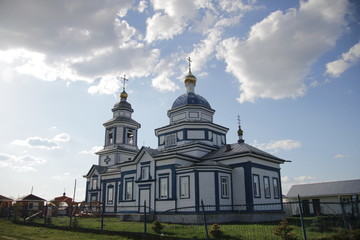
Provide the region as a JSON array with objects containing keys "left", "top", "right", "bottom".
[
  {"left": 209, "top": 223, "right": 224, "bottom": 240},
  {"left": 152, "top": 220, "right": 164, "bottom": 234},
  {"left": 272, "top": 218, "right": 298, "bottom": 240}
]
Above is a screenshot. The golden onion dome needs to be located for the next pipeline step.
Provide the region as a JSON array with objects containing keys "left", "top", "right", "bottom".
[
  {"left": 120, "top": 90, "right": 128, "bottom": 100},
  {"left": 184, "top": 72, "right": 197, "bottom": 85},
  {"left": 237, "top": 127, "right": 243, "bottom": 136}
]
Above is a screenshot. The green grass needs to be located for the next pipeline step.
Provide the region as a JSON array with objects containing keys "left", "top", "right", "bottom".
[
  {"left": 6, "top": 216, "right": 358, "bottom": 240},
  {"left": 0, "top": 218, "right": 132, "bottom": 240}
]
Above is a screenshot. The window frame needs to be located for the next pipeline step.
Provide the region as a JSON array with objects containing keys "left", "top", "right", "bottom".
[
  {"left": 165, "top": 133, "right": 176, "bottom": 147},
  {"left": 107, "top": 185, "right": 114, "bottom": 204},
  {"left": 273, "top": 177, "right": 280, "bottom": 199},
  {"left": 220, "top": 176, "right": 229, "bottom": 199},
  {"left": 141, "top": 166, "right": 150, "bottom": 180},
  {"left": 127, "top": 129, "right": 134, "bottom": 145},
  {"left": 159, "top": 176, "right": 169, "bottom": 199},
  {"left": 263, "top": 176, "right": 271, "bottom": 198},
  {"left": 124, "top": 178, "right": 133, "bottom": 201},
  {"left": 92, "top": 177, "right": 98, "bottom": 190},
  {"left": 179, "top": 176, "right": 190, "bottom": 199},
  {"left": 253, "top": 174, "right": 261, "bottom": 198}
]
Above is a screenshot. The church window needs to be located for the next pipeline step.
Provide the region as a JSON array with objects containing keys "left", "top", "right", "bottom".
[
  {"left": 221, "top": 176, "right": 229, "bottom": 198},
  {"left": 253, "top": 174, "right": 261, "bottom": 198},
  {"left": 127, "top": 129, "right": 134, "bottom": 145},
  {"left": 263, "top": 176, "right": 271, "bottom": 198},
  {"left": 107, "top": 129, "right": 114, "bottom": 145},
  {"left": 125, "top": 179, "right": 133, "bottom": 200},
  {"left": 165, "top": 134, "right": 176, "bottom": 147},
  {"left": 28, "top": 203, "right": 34, "bottom": 210},
  {"left": 159, "top": 177, "right": 169, "bottom": 199},
  {"left": 90, "top": 194, "right": 97, "bottom": 202},
  {"left": 141, "top": 166, "right": 150, "bottom": 180},
  {"left": 107, "top": 185, "right": 114, "bottom": 204},
  {"left": 92, "top": 177, "right": 98, "bottom": 190},
  {"left": 273, "top": 178, "right": 280, "bottom": 199},
  {"left": 180, "top": 176, "right": 190, "bottom": 199}
]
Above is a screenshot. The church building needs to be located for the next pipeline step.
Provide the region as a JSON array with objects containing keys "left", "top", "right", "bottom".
[{"left": 84, "top": 63, "right": 286, "bottom": 223}]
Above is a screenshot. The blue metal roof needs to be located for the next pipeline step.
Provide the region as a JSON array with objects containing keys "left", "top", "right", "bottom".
[{"left": 171, "top": 92, "right": 211, "bottom": 109}]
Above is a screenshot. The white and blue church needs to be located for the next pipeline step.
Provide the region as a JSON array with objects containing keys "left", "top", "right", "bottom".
[{"left": 84, "top": 66, "right": 286, "bottom": 223}]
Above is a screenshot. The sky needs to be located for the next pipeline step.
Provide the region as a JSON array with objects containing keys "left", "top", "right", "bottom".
[{"left": 0, "top": 0, "right": 359, "bottom": 202}]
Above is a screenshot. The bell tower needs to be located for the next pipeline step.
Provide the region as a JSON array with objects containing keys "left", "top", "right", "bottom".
[{"left": 96, "top": 75, "right": 141, "bottom": 166}]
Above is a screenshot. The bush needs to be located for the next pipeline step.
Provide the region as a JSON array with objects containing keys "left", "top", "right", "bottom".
[
  {"left": 272, "top": 218, "right": 298, "bottom": 240},
  {"left": 152, "top": 220, "right": 164, "bottom": 234},
  {"left": 327, "top": 229, "right": 360, "bottom": 240},
  {"left": 209, "top": 223, "right": 224, "bottom": 240}
]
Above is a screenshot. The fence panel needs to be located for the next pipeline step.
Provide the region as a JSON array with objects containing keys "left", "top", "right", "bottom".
[{"left": 1, "top": 200, "right": 359, "bottom": 240}]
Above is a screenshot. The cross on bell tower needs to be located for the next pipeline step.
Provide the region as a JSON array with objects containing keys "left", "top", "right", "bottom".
[
  {"left": 237, "top": 114, "right": 244, "bottom": 143},
  {"left": 119, "top": 74, "right": 129, "bottom": 101}
]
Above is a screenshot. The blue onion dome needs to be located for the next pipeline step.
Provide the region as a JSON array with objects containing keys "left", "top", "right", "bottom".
[{"left": 171, "top": 92, "right": 211, "bottom": 109}]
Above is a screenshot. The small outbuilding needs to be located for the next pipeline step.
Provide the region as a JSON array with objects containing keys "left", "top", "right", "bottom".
[
  {"left": 286, "top": 179, "right": 360, "bottom": 216},
  {"left": 0, "top": 195, "right": 13, "bottom": 217},
  {"left": 50, "top": 193, "right": 78, "bottom": 216},
  {"left": 15, "top": 194, "right": 46, "bottom": 215}
]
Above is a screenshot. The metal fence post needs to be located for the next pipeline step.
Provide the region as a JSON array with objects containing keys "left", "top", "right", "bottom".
[
  {"left": 201, "top": 200, "right": 210, "bottom": 240},
  {"left": 297, "top": 195, "right": 307, "bottom": 240},
  {"left": 69, "top": 205, "right": 73, "bottom": 227},
  {"left": 101, "top": 202, "right": 105, "bottom": 231},
  {"left": 144, "top": 200, "right": 147, "bottom": 233},
  {"left": 340, "top": 198, "right": 350, "bottom": 230}
]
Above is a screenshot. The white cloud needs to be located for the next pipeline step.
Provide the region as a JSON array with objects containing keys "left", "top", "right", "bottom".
[
  {"left": 0, "top": 153, "right": 46, "bottom": 172},
  {"left": 145, "top": 13, "right": 186, "bottom": 43},
  {"left": 216, "top": 0, "right": 349, "bottom": 103},
  {"left": 252, "top": 139, "right": 301, "bottom": 153},
  {"left": 12, "top": 133, "right": 70, "bottom": 150},
  {"left": 137, "top": 0, "right": 148, "bottom": 13},
  {"left": 52, "top": 172, "right": 71, "bottom": 181},
  {"left": 79, "top": 146, "right": 103, "bottom": 155},
  {"left": 334, "top": 153, "right": 349, "bottom": 159},
  {"left": 145, "top": 0, "right": 197, "bottom": 43},
  {"left": 325, "top": 41, "right": 360, "bottom": 77},
  {"left": 282, "top": 175, "right": 318, "bottom": 195}
]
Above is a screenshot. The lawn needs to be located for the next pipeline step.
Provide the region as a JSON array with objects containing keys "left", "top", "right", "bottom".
[
  {"left": 0, "top": 218, "right": 132, "bottom": 240},
  {"left": 4, "top": 216, "right": 358, "bottom": 240}
]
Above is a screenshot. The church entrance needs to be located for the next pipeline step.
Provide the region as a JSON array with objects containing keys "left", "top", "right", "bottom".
[{"left": 139, "top": 187, "right": 150, "bottom": 213}]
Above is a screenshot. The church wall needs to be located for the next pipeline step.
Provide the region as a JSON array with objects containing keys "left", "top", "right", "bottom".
[
  {"left": 232, "top": 167, "right": 246, "bottom": 205},
  {"left": 199, "top": 172, "right": 216, "bottom": 205},
  {"left": 218, "top": 172, "right": 232, "bottom": 208},
  {"left": 176, "top": 172, "right": 196, "bottom": 209},
  {"left": 251, "top": 167, "right": 282, "bottom": 207}
]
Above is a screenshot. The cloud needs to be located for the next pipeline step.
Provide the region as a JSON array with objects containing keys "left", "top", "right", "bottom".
[
  {"left": 79, "top": 146, "right": 103, "bottom": 155},
  {"left": 145, "top": 0, "right": 198, "bottom": 43},
  {"left": 325, "top": 41, "right": 360, "bottom": 77},
  {"left": 282, "top": 175, "right": 318, "bottom": 195},
  {"left": 252, "top": 139, "right": 301, "bottom": 153},
  {"left": 216, "top": 0, "right": 350, "bottom": 102},
  {"left": 0, "top": 153, "right": 46, "bottom": 172},
  {"left": 52, "top": 172, "right": 71, "bottom": 181},
  {"left": 12, "top": 133, "right": 70, "bottom": 150},
  {"left": 334, "top": 153, "right": 349, "bottom": 159},
  {"left": 0, "top": 0, "right": 153, "bottom": 90}
]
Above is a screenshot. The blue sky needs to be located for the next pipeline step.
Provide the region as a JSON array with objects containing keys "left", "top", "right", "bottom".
[{"left": 0, "top": 0, "right": 359, "bottom": 201}]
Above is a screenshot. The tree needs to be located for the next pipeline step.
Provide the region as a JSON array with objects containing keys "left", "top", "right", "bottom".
[
  {"left": 209, "top": 223, "right": 224, "bottom": 240},
  {"left": 152, "top": 220, "right": 164, "bottom": 234},
  {"left": 272, "top": 218, "right": 298, "bottom": 240}
]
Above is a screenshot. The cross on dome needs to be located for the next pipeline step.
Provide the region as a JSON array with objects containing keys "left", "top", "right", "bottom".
[
  {"left": 120, "top": 74, "right": 128, "bottom": 91},
  {"left": 187, "top": 56, "right": 192, "bottom": 73},
  {"left": 119, "top": 74, "right": 129, "bottom": 101}
]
